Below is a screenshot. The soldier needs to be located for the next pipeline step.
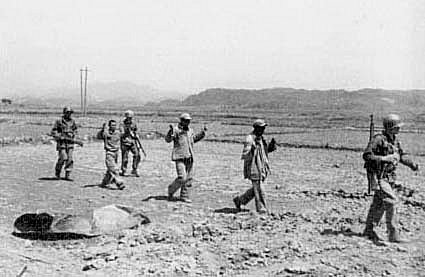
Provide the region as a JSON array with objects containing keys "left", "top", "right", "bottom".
[
  {"left": 120, "top": 110, "right": 141, "bottom": 177},
  {"left": 51, "top": 106, "right": 79, "bottom": 181},
  {"left": 363, "top": 114, "right": 419, "bottom": 243},
  {"left": 165, "top": 113, "right": 207, "bottom": 203},
  {"left": 97, "top": 120, "right": 125, "bottom": 190},
  {"left": 233, "top": 119, "right": 277, "bottom": 214}
]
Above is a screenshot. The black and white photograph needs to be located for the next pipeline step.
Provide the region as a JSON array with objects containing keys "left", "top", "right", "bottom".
[{"left": 1, "top": 1, "right": 424, "bottom": 276}]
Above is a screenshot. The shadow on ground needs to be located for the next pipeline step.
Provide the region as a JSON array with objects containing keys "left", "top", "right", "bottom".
[
  {"left": 214, "top": 207, "right": 250, "bottom": 214},
  {"left": 321, "top": 228, "right": 387, "bottom": 246},
  {"left": 82, "top": 183, "right": 123, "bottom": 190},
  {"left": 38, "top": 177, "right": 74, "bottom": 182},
  {"left": 142, "top": 195, "right": 169, "bottom": 201},
  {"left": 12, "top": 232, "right": 96, "bottom": 241},
  {"left": 38, "top": 177, "right": 59, "bottom": 181}
]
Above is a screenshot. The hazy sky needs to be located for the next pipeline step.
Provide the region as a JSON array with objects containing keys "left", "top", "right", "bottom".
[{"left": 1, "top": 0, "right": 424, "bottom": 94}]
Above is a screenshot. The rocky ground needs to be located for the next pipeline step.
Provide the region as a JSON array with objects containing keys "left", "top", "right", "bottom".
[{"left": 0, "top": 140, "right": 424, "bottom": 276}]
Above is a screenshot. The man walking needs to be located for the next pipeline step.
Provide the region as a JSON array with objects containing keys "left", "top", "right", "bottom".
[
  {"left": 51, "top": 106, "right": 80, "bottom": 181},
  {"left": 120, "top": 110, "right": 141, "bottom": 177},
  {"left": 165, "top": 113, "right": 207, "bottom": 203},
  {"left": 233, "top": 119, "right": 277, "bottom": 214},
  {"left": 97, "top": 120, "right": 125, "bottom": 190},
  {"left": 363, "top": 114, "right": 419, "bottom": 243}
]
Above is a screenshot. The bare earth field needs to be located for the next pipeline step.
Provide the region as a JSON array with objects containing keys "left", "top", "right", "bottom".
[{"left": 1, "top": 136, "right": 425, "bottom": 276}]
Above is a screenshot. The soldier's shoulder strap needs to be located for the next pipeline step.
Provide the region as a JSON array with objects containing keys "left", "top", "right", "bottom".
[{"left": 370, "top": 133, "right": 385, "bottom": 143}]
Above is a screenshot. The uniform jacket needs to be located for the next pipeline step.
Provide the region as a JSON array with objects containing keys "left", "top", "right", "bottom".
[
  {"left": 120, "top": 119, "right": 138, "bottom": 146},
  {"left": 242, "top": 132, "right": 276, "bottom": 181},
  {"left": 51, "top": 117, "right": 78, "bottom": 149},
  {"left": 363, "top": 132, "right": 416, "bottom": 187},
  {"left": 97, "top": 128, "right": 121, "bottom": 153},
  {"left": 165, "top": 124, "right": 205, "bottom": 161}
]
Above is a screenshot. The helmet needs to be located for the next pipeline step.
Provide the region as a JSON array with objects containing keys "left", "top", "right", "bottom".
[
  {"left": 124, "top": 110, "right": 134, "bottom": 118},
  {"left": 383, "top": 114, "right": 403, "bottom": 129},
  {"left": 253, "top": 119, "right": 267, "bottom": 128},
  {"left": 63, "top": 106, "right": 74, "bottom": 114},
  {"left": 179, "top": 113, "right": 192, "bottom": 120}
]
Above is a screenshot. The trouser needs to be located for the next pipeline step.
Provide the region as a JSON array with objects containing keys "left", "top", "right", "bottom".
[
  {"left": 237, "top": 180, "right": 267, "bottom": 212},
  {"left": 101, "top": 151, "right": 123, "bottom": 186},
  {"left": 55, "top": 147, "right": 74, "bottom": 175},
  {"left": 365, "top": 181, "right": 398, "bottom": 234},
  {"left": 121, "top": 143, "right": 140, "bottom": 172},
  {"left": 168, "top": 158, "right": 193, "bottom": 199}
]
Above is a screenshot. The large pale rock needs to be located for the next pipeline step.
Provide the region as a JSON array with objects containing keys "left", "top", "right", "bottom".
[{"left": 13, "top": 204, "right": 150, "bottom": 238}]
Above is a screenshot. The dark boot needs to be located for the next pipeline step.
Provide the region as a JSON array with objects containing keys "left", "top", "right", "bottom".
[
  {"left": 131, "top": 169, "right": 140, "bottom": 177},
  {"left": 55, "top": 170, "right": 61, "bottom": 180},
  {"left": 363, "top": 227, "right": 382, "bottom": 241},
  {"left": 64, "top": 171, "right": 73, "bottom": 181},
  {"left": 116, "top": 182, "right": 125, "bottom": 190},
  {"left": 233, "top": 196, "right": 241, "bottom": 211},
  {"left": 388, "top": 229, "right": 408, "bottom": 243}
]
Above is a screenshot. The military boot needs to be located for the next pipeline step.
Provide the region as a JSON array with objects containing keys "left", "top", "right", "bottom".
[
  {"left": 131, "top": 169, "right": 140, "bottom": 177},
  {"left": 64, "top": 171, "right": 73, "bottom": 181},
  {"left": 55, "top": 170, "right": 61, "bottom": 180},
  {"left": 233, "top": 196, "right": 241, "bottom": 212},
  {"left": 116, "top": 182, "right": 125, "bottom": 190},
  {"left": 388, "top": 229, "right": 408, "bottom": 243},
  {"left": 363, "top": 227, "right": 382, "bottom": 241},
  {"left": 100, "top": 174, "right": 109, "bottom": 188}
]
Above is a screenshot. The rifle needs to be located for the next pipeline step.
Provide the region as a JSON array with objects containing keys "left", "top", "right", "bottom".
[
  {"left": 366, "top": 114, "right": 374, "bottom": 195},
  {"left": 48, "top": 134, "right": 84, "bottom": 147},
  {"left": 130, "top": 131, "right": 147, "bottom": 159}
]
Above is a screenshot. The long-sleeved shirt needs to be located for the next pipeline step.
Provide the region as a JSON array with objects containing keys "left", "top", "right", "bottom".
[
  {"left": 97, "top": 128, "right": 121, "bottom": 152},
  {"left": 241, "top": 132, "right": 276, "bottom": 181},
  {"left": 165, "top": 124, "right": 205, "bottom": 161},
  {"left": 51, "top": 117, "right": 78, "bottom": 149},
  {"left": 363, "top": 131, "right": 416, "bottom": 183},
  {"left": 120, "top": 119, "right": 138, "bottom": 146}
]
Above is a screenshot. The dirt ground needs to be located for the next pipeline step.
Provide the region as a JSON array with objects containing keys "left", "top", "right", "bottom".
[{"left": 0, "top": 140, "right": 425, "bottom": 276}]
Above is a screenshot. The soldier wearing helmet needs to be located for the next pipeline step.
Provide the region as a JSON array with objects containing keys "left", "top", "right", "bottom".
[
  {"left": 363, "top": 114, "right": 419, "bottom": 243},
  {"left": 50, "top": 106, "right": 79, "bottom": 180},
  {"left": 165, "top": 113, "right": 207, "bottom": 202},
  {"left": 119, "top": 110, "right": 140, "bottom": 177}
]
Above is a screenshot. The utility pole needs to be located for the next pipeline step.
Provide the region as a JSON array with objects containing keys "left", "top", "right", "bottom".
[
  {"left": 80, "top": 69, "right": 84, "bottom": 113},
  {"left": 80, "top": 66, "right": 89, "bottom": 117}
]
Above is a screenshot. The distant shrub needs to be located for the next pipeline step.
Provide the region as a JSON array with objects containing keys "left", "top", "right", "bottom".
[{"left": 1, "top": 98, "right": 12, "bottom": 105}]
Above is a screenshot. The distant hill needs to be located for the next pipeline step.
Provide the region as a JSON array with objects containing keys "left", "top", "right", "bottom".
[
  {"left": 12, "top": 82, "right": 187, "bottom": 108},
  {"left": 182, "top": 88, "right": 425, "bottom": 115}
]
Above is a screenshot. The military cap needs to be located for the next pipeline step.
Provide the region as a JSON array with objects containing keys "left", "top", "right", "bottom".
[
  {"left": 124, "top": 110, "right": 134, "bottom": 118},
  {"left": 253, "top": 119, "right": 268, "bottom": 128},
  {"left": 63, "top": 106, "right": 74, "bottom": 114},
  {"left": 383, "top": 114, "right": 404, "bottom": 129},
  {"left": 179, "top": 113, "right": 192, "bottom": 120}
]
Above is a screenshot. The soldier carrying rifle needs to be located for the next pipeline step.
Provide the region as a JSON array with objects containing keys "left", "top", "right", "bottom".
[
  {"left": 120, "top": 110, "right": 143, "bottom": 177},
  {"left": 51, "top": 106, "right": 83, "bottom": 181},
  {"left": 363, "top": 114, "right": 419, "bottom": 243}
]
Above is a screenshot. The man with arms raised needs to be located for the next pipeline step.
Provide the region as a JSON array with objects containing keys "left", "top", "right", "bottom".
[{"left": 165, "top": 113, "right": 207, "bottom": 203}]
